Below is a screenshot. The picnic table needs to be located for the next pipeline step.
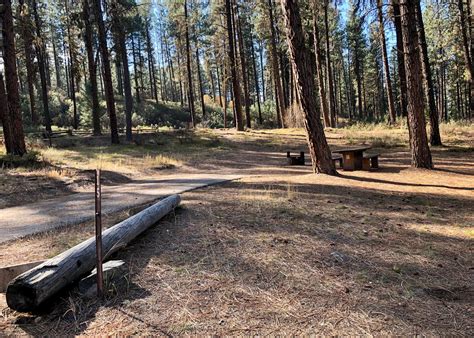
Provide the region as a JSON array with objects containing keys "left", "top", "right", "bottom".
[{"left": 332, "top": 146, "right": 373, "bottom": 171}]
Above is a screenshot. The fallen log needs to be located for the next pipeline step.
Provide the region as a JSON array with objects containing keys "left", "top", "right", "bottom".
[
  {"left": 0, "top": 260, "right": 45, "bottom": 293},
  {"left": 6, "top": 194, "right": 181, "bottom": 312}
]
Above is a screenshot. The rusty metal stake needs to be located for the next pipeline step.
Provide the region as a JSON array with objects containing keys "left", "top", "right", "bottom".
[{"left": 95, "top": 169, "right": 104, "bottom": 297}]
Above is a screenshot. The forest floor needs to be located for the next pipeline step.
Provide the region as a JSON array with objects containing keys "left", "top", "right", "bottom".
[{"left": 0, "top": 123, "right": 473, "bottom": 335}]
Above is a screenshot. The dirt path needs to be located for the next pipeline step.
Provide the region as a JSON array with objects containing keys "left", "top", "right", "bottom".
[{"left": 0, "top": 173, "right": 242, "bottom": 243}]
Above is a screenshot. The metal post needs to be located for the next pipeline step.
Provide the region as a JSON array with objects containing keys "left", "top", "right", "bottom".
[{"left": 95, "top": 169, "right": 104, "bottom": 297}]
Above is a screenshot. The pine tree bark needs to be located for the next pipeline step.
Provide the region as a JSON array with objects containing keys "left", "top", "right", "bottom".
[
  {"left": 82, "top": 0, "right": 101, "bottom": 135},
  {"left": 415, "top": 2, "right": 441, "bottom": 146},
  {"left": 1, "top": 0, "right": 27, "bottom": 155},
  {"left": 225, "top": 0, "right": 244, "bottom": 130},
  {"left": 400, "top": 0, "right": 433, "bottom": 169},
  {"left": 259, "top": 41, "right": 266, "bottom": 100},
  {"left": 457, "top": 0, "right": 474, "bottom": 119},
  {"left": 93, "top": 0, "right": 119, "bottom": 144},
  {"left": 196, "top": 46, "right": 206, "bottom": 119},
  {"left": 0, "top": 73, "right": 13, "bottom": 154},
  {"left": 267, "top": 0, "right": 286, "bottom": 128},
  {"left": 377, "top": 0, "right": 396, "bottom": 124},
  {"left": 392, "top": 0, "right": 408, "bottom": 118},
  {"left": 312, "top": 12, "right": 331, "bottom": 128},
  {"left": 31, "top": 0, "right": 52, "bottom": 132},
  {"left": 145, "top": 21, "right": 158, "bottom": 102},
  {"left": 131, "top": 36, "right": 141, "bottom": 103},
  {"left": 323, "top": 1, "right": 336, "bottom": 127},
  {"left": 250, "top": 33, "right": 263, "bottom": 125},
  {"left": 112, "top": 2, "right": 133, "bottom": 142},
  {"left": 235, "top": 2, "right": 251, "bottom": 128},
  {"left": 184, "top": 0, "right": 196, "bottom": 127},
  {"left": 51, "top": 29, "right": 63, "bottom": 90},
  {"left": 65, "top": 0, "right": 78, "bottom": 130},
  {"left": 18, "top": 0, "right": 38, "bottom": 125},
  {"left": 279, "top": 0, "right": 336, "bottom": 175}
]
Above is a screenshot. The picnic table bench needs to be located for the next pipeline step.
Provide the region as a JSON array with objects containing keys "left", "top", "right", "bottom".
[
  {"left": 363, "top": 153, "right": 379, "bottom": 170},
  {"left": 286, "top": 146, "right": 379, "bottom": 171},
  {"left": 332, "top": 146, "right": 379, "bottom": 171},
  {"left": 287, "top": 151, "right": 305, "bottom": 165}
]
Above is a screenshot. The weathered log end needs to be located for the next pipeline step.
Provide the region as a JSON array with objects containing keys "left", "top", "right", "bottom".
[{"left": 6, "top": 283, "right": 38, "bottom": 312}]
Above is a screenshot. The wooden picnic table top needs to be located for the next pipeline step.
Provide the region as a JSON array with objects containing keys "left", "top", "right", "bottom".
[{"left": 333, "top": 145, "right": 372, "bottom": 153}]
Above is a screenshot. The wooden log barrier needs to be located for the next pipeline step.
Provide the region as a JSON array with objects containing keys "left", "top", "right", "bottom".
[{"left": 6, "top": 194, "right": 181, "bottom": 312}]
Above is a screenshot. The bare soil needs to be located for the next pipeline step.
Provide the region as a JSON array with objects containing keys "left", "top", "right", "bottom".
[{"left": 0, "top": 126, "right": 473, "bottom": 335}]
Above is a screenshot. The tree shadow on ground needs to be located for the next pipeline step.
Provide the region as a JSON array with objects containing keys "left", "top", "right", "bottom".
[{"left": 9, "top": 176, "right": 472, "bottom": 335}]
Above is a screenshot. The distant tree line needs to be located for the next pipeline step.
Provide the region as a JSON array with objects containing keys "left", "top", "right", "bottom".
[{"left": 0, "top": 0, "right": 472, "bottom": 170}]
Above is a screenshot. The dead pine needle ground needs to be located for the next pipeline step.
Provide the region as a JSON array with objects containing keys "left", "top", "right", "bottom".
[{"left": 0, "top": 126, "right": 473, "bottom": 335}]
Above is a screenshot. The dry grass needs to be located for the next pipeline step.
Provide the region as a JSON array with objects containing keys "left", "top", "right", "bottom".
[
  {"left": 1, "top": 167, "right": 472, "bottom": 335},
  {"left": 0, "top": 123, "right": 473, "bottom": 335}
]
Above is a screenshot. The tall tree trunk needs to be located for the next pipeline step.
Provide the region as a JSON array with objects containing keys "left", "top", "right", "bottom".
[
  {"left": 415, "top": 2, "right": 441, "bottom": 146},
  {"left": 250, "top": 33, "right": 263, "bottom": 125},
  {"left": 18, "top": 0, "right": 38, "bottom": 125},
  {"left": 176, "top": 42, "right": 185, "bottom": 106},
  {"left": 159, "top": 28, "right": 168, "bottom": 101},
  {"left": 259, "top": 41, "right": 266, "bottom": 100},
  {"left": 145, "top": 22, "right": 157, "bottom": 102},
  {"left": 312, "top": 11, "right": 331, "bottom": 128},
  {"left": 1, "top": 0, "right": 27, "bottom": 155},
  {"left": 0, "top": 73, "right": 13, "bottom": 154},
  {"left": 267, "top": 0, "right": 286, "bottom": 128},
  {"left": 115, "top": 59, "right": 124, "bottom": 96},
  {"left": 93, "top": 0, "right": 119, "bottom": 144},
  {"left": 457, "top": 0, "right": 474, "bottom": 118},
  {"left": 131, "top": 36, "right": 141, "bottom": 103},
  {"left": 165, "top": 36, "right": 177, "bottom": 102},
  {"left": 400, "top": 0, "right": 433, "bottom": 169},
  {"left": 323, "top": 1, "right": 336, "bottom": 127},
  {"left": 216, "top": 58, "right": 223, "bottom": 107},
  {"left": 235, "top": 2, "right": 251, "bottom": 128},
  {"left": 392, "top": 0, "right": 408, "bottom": 118},
  {"left": 83, "top": 0, "right": 101, "bottom": 135},
  {"left": 112, "top": 3, "right": 133, "bottom": 142},
  {"left": 196, "top": 46, "right": 206, "bottom": 119},
  {"left": 138, "top": 38, "right": 145, "bottom": 98},
  {"left": 377, "top": 0, "right": 396, "bottom": 124},
  {"left": 225, "top": 0, "right": 244, "bottom": 130},
  {"left": 184, "top": 0, "right": 196, "bottom": 127},
  {"left": 32, "top": 0, "right": 52, "bottom": 132},
  {"left": 279, "top": 0, "right": 336, "bottom": 175},
  {"left": 65, "top": 0, "right": 78, "bottom": 130},
  {"left": 51, "top": 29, "right": 63, "bottom": 90}
]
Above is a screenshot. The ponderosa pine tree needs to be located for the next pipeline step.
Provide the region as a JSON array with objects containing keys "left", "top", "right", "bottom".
[
  {"left": 82, "top": 0, "right": 101, "bottom": 135},
  {"left": 323, "top": 0, "right": 336, "bottom": 127},
  {"left": 279, "top": 0, "right": 336, "bottom": 175},
  {"left": 1, "top": 0, "right": 27, "bottom": 155},
  {"left": 457, "top": 0, "right": 473, "bottom": 119},
  {"left": 399, "top": 0, "right": 433, "bottom": 169},
  {"left": 31, "top": 0, "right": 52, "bottom": 132},
  {"left": 0, "top": 73, "right": 13, "bottom": 154},
  {"left": 18, "top": 0, "right": 38, "bottom": 125},
  {"left": 93, "top": 0, "right": 119, "bottom": 144},
  {"left": 415, "top": 2, "right": 441, "bottom": 146},
  {"left": 111, "top": 0, "right": 133, "bottom": 141},
  {"left": 376, "top": 0, "right": 396, "bottom": 124},
  {"left": 312, "top": 1, "right": 331, "bottom": 128},
  {"left": 265, "top": 0, "right": 285, "bottom": 128},
  {"left": 225, "top": 0, "right": 244, "bottom": 131},
  {"left": 184, "top": 0, "right": 196, "bottom": 127},
  {"left": 392, "top": 0, "right": 408, "bottom": 118}
]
